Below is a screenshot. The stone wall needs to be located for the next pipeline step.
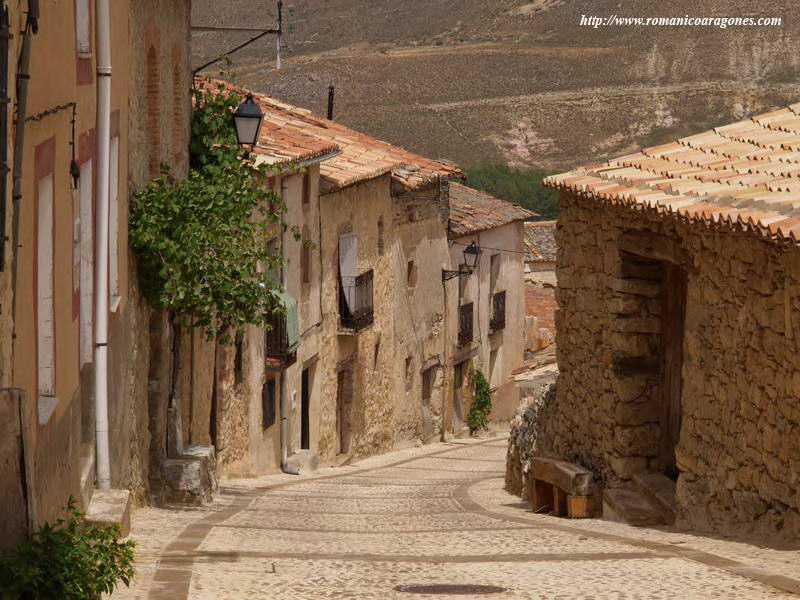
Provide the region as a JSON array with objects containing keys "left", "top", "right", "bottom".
[{"left": 550, "top": 190, "right": 800, "bottom": 539}]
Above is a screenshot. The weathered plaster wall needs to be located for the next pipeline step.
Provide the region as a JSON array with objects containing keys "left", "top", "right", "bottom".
[
  {"left": 448, "top": 221, "right": 527, "bottom": 426},
  {"left": 392, "top": 183, "right": 449, "bottom": 445},
  {"left": 549, "top": 189, "right": 800, "bottom": 539}
]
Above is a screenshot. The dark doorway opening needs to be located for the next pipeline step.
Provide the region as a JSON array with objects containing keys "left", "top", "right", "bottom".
[
  {"left": 336, "top": 367, "right": 353, "bottom": 454},
  {"left": 301, "top": 367, "right": 310, "bottom": 450},
  {"left": 659, "top": 262, "right": 687, "bottom": 480}
]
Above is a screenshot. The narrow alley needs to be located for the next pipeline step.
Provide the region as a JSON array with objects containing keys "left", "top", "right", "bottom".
[{"left": 114, "top": 438, "right": 800, "bottom": 600}]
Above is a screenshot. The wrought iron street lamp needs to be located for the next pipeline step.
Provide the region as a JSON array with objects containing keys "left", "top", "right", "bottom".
[
  {"left": 442, "top": 241, "right": 483, "bottom": 281},
  {"left": 233, "top": 94, "right": 264, "bottom": 148}
]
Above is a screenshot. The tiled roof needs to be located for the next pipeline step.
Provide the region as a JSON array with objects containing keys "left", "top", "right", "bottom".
[
  {"left": 545, "top": 103, "right": 800, "bottom": 244},
  {"left": 197, "top": 79, "right": 462, "bottom": 194},
  {"left": 524, "top": 221, "right": 556, "bottom": 262},
  {"left": 448, "top": 182, "right": 536, "bottom": 237}
]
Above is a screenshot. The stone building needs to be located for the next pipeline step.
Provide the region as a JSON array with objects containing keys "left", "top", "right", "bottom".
[
  {"left": 523, "top": 220, "right": 557, "bottom": 351},
  {"left": 447, "top": 182, "right": 533, "bottom": 423},
  {"left": 198, "top": 84, "right": 462, "bottom": 475},
  {"left": 544, "top": 104, "right": 800, "bottom": 539},
  {"left": 0, "top": 0, "right": 192, "bottom": 546}
]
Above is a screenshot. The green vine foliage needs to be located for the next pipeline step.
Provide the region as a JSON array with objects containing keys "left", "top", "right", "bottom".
[
  {"left": 130, "top": 79, "right": 288, "bottom": 337},
  {"left": 468, "top": 369, "right": 492, "bottom": 433},
  {"left": 0, "top": 497, "right": 136, "bottom": 599}
]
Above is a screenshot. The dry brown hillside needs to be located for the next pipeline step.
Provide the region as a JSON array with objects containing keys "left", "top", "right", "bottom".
[{"left": 191, "top": 0, "right": 800, "bottom": 171}]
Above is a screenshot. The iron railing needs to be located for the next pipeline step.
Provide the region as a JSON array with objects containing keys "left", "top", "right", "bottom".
[
  {"left": 490, "top": 290, "right": 506, "bottom": 332},
  {"left": 458, "top": 302, "right": 473, "bottom": 347},
  {"left": 339, "top": 269, "right": 374, "bottom": 331},
  {"left": 264, "top": 310, "right": 296, "bottom": 368}
]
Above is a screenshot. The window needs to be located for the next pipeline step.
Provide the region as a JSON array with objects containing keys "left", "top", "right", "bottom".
[
  {"left": 302, "top": 172, "right": 310, "bottom": 205},
  {"left": 454, "top": 361, "right": 465, "bottom": 389},
  {"left": 377, "top": 217, "right": 384, "bottom": 256},
  {"left": 407, "top": 260, "right": 418, "bottom": 289},
  {"left": 79, "top": 160, "right": 94, "bottom": 366},
  {"left": 109, "top": 135, "right": 121, "bottom": 309},
  {"left": 422, "top": 367, "right": 435, "bottom": 403},
  {"left": 234, "top": 330, "right": 244, "bottom": 385},
  {"left": 489, "top": 348, "right": 499, "bottom": 388},
  {"left": 373, "top": 342, "right": 380, "bottom": 368},
  {"left": 490, "top": 253, "right": 501, "bottom": 291},
  {"left": 75, "top": 0, "right": 91, "bottom": 56},
  {"left": 262, "top": 378, "right": 276, "bottom": 428},
  {"left": 37, "top": 174, "right": 55, "bottom": 398},
  {"left": 405, "top": 356, "right": 413, "bottom": 392}
]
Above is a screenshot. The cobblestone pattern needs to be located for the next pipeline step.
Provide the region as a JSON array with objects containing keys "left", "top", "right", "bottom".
[
  {"left": 112, "top": 436, "right": 800, "bottom": 599},
  {"left": 552, "top": 191, "right": 800, "bottom": 539}
]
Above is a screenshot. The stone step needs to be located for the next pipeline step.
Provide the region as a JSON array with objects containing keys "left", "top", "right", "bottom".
[
  {"left": 632, "top": 472, "right": 677, "bottom": 524},
  {"left": 603, "top": 487, "right": 665, "bottom": 527},
  {"left": 332, "top": 453, "right": 352, "bottom": 467},
  {"left": 163, "top": 444, "right": 218, "bottom": 506},
  {"left": 287, "top": 449, "right": 319, "bottom": 475},
  {"left": 85, "top": 489, "right": 131, "bottom": 537}
]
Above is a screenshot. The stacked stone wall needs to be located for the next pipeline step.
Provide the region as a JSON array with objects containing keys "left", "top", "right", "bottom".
[{"left": 550, "top": 190, "right": 800, "bottom": 539}]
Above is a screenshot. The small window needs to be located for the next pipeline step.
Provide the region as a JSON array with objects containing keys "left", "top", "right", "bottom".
[
  {"left": 262, "top": 378, "right": 276, "bottom": 428},
  {"left": 76, "top": 0, "right": 91, "bottom": 56},
  {"left": 373, "top": 342, "right": 380, "bottom": 368},
  {"left": 454, "top": 361, "right": 465, "bottom": 389},
  {"left": 407, "top": 260, "right": 418, "bottom": 289},
  {"left": 377, "top": 217, "right": 385, "bottom": 256},
  {"left": 405, "top": 357, "right": 413, "bottom": 392},
  {"left": 489, "top": 348, "right": 499, "bottom": 387},
  {"left": 234, "top": 330, "right": 244, "bottom": 385},
  {"left": 422, "top": 367, "right": 435, "bottom": 402},
  {"left": 490, "top": 253, "right": 501, "bottom": 291},
  {"left": 302, "top": 173, "right": 310, "bottom": 205}
]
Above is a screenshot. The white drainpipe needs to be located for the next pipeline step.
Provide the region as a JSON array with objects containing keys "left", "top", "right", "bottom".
[{"left": 93, "top": 0, "right": 112, "bottom": 490}]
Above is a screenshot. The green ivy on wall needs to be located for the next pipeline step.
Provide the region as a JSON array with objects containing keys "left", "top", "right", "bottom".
[{"left": 130, "top": 80, "right": 292, "bottom": 338}]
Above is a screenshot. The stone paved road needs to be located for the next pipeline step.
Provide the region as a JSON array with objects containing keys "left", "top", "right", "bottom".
[{"left": 115, "top": 437, "right": 800, "bottom": 599}]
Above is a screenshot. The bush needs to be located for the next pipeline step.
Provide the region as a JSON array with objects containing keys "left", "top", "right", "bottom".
[
  {"left": 468, "top": 370, "right": 492, "bottom": 433},
  {"left": 0, "top": 497, "right": 135, "bottom": 600},
  {"left": 464, "top": 163, "right": 558, "bottom": 220}
]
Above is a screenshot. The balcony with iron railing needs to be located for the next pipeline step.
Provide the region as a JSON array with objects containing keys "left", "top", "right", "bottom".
[
  {"left": 265, "top": 310, "right": 296, "bottom": 370},
  {"left": 489, "top": 290, "right": 506, "bottom": 333},
  {"left": 339, "top": 269, "right": 374, "bottom": 332},
  {"left": 458, "top": 302, "right": 473, "bottom": 347}
]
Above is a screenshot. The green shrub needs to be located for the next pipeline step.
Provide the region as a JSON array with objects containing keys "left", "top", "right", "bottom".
[
  {"left": 468, "top": 370, "right": 492, "bottom": 433},
  {"left": 464, "top": 163, "right": 558, "bottom": 220},
  {"left": 0, "top": 497, "right": 135, "bottom": 600}
]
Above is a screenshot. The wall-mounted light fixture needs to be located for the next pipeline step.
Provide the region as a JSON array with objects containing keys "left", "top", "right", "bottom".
[
  {"left": 442, "top": 240, "right": 483, "bottom": 281},
  {"left": 233, "top": 93, "right": 264, "bottom": 148}
]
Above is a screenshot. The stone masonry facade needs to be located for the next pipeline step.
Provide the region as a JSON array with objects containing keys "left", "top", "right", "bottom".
[{"left": 547, "top": 190, "right": 800, "bottom": 540}]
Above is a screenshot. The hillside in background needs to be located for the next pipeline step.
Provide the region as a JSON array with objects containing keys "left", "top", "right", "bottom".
[{"left": 191, "top": 0, "right": 800, "bottom": 175}]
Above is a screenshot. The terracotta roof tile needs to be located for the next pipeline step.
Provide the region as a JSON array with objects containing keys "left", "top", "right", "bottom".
[
  {"left": 545, "top": 100, "right": 800, "bottom": 245},
  {"left": 448, "top": 182, "right": 535, "bottom": 237},
  {"left": 199, "top": 78, "right": 462, "bottom": 193},
  {"left": 523, "top": 221, "right": 557, "bottom": 262}
]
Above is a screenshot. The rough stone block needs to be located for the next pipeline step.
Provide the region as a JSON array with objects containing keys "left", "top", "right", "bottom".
[
  {"left": 287, "top": 450, "right": 319, "bottom": 475},
  {"left": 163, "top": 444, "right": 217, "bottom": 506},
  {"left": 85, "top": 489, "right": 131, "bottom": 538},
  {"left": 610, "top": 455, "right": 647, "bottom": 479}
]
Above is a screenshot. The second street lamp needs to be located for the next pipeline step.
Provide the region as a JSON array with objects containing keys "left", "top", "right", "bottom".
[
  {"left": 442, "top": 241, "right": 483, "bottom": 281},
  {"left": 233, "top": 93, "right": 264, "bottom": 148}
]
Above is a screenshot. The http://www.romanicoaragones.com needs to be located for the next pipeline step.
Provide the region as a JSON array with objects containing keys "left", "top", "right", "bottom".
[{"left": 579, "top": 14, "right": 782, "bottom": 29}]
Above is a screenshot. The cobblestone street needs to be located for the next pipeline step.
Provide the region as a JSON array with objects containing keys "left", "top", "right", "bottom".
[{"left": 115, "top": 438, "right": 800, "bottom": 599}]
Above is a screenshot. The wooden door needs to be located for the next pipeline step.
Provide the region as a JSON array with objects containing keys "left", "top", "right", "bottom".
[
  {"left": 659, "top": 263, "right": 687, "bottom": 478},
  {"left": 336, "top": 370, "right": 352, "bottom": 454},
  {"left": 301, "top": 368, "right": 310, "bottom": 450}
]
